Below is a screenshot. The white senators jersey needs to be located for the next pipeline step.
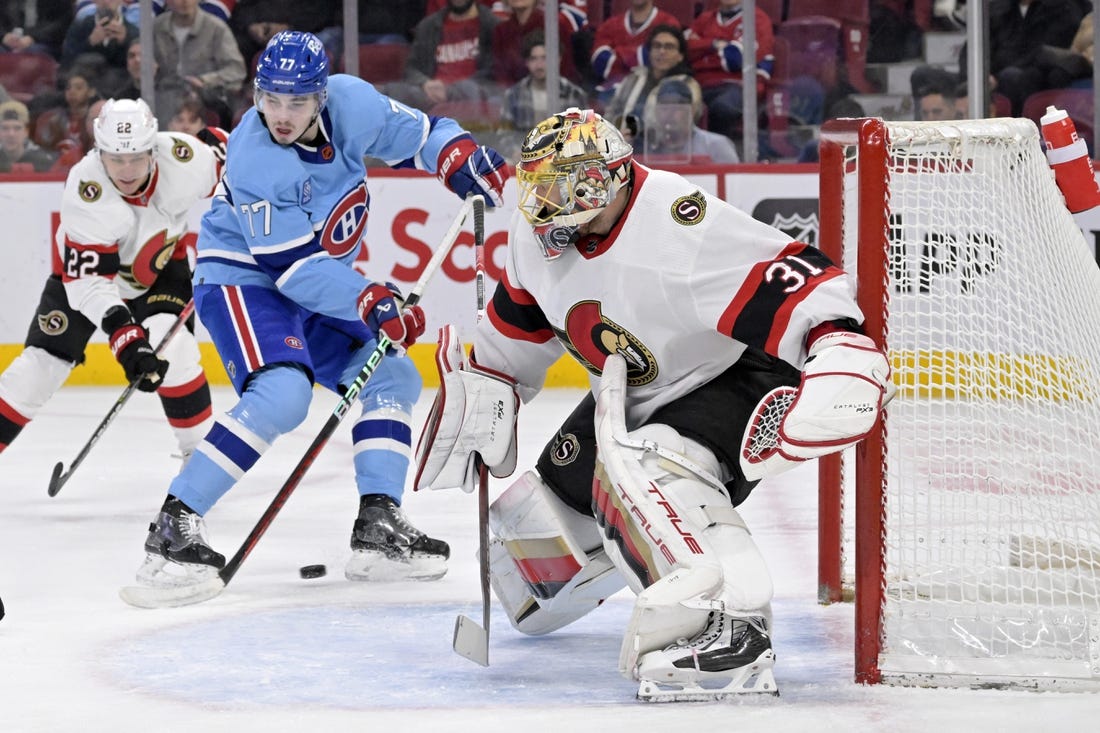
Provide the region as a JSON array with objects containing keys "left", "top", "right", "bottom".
[
  {"left": 55, "top": 131, "right": 220, "bottom": 327},
  {"left": 474, "top": 164, "right": 866, "bottom": 426}
]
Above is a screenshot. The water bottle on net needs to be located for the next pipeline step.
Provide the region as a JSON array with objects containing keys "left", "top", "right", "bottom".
[{"left": 1039, "top": 105, "right": 1100, "bottom": 213}]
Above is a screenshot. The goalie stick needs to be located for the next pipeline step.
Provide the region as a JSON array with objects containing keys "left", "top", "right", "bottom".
[
  {"left": 48, "top": 299, "right": 197, "bottom": 497},
  {"left": 452, "top": 194, "right": 491, "bottom": 667},
  {"left": 119, "top": 198, "right": 474, "bottom": 609}
]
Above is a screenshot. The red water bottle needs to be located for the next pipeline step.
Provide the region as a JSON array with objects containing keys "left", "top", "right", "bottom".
[{"left": 1040, "top": 105, "right": 1100, "bottom": 213}]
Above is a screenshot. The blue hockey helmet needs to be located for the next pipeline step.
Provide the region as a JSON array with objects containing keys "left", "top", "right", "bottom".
[{"left": 254, "top": 30, "right": 329, "bottom": 107}]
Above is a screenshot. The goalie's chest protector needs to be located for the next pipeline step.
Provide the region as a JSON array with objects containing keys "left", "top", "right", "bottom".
[{"left": 510, "top": 165, "right": 789, "bottom": 417}]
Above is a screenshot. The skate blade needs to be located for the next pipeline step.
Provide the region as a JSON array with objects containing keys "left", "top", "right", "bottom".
[
  {"left": 453, "top": 614, "right": 489, "bottom": 666},
  {"left": 637, "top": 654, "right": 779, "bottom": 702},
  {"left": 135, "top": 553, "right": 220, "bottom": 588},
  {"left": 345, "top": 550, "right": 448, "bottom": 582},
  {"left": 119, "top": 576, "right": 226, "bottom": 609}
]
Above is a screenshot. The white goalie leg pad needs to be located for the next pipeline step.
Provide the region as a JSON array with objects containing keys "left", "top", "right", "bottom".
[
  {"left": 0, "top": 346, "right": 74, "bottom": 418},
  {"left": 594, "top": 356, "right": 775, "bottom": 695},
  {"left": 487, "top": 470, "right": 626, "bottom": 635}
]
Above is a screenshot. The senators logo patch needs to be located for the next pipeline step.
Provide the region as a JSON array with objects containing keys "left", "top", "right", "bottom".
[
  {"left": 38, "top": 310, "right": 68, "bottom": 335},
  {"left": 79, "top": 181, "right": 102, "bottom": 202},
  {"left": 550, "top": 431, "right": 580, "bottom": 466},
  {"left": 671, "top": 191, "right": 706, "bottom": 226},
  {"left": 554, "top": 301, "right": 657, "bottom": 386},
  {"left": 171, "top": 137, "right": 194, "bottom": 162}
]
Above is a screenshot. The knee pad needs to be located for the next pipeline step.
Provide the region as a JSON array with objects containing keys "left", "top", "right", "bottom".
[
  {"left": 488, "top": 470, "right": 626, "bottom": 635},
  {"left": 143, "top": 312, "right": 203, "bottom": 388},
  {"left": 233, "top": 365, "right": 313, "bottom": 440}
]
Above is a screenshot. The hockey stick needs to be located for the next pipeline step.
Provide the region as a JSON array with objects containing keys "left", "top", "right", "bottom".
[
  {"left": 47, "top": 299, "right": 197, "bottom": 497},
  {"left": 452, "top": 194, "right": 491, "bottom": 666},
  {"left": 119, "top": 199, "right": 474, "bottom": 609}
]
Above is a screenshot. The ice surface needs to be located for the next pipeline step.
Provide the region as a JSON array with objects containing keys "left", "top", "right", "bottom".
[{"left": 0, "top": 387, "right": 1095, "bottom": 732}]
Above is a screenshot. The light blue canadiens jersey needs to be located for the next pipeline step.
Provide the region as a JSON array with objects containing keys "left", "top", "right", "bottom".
[{"left": 195, "top": 74, "right": 467, "bottom": 321}]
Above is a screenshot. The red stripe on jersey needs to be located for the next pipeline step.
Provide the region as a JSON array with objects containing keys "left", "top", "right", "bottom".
[
  {"left": 224, "top": 286, "right": 263, "bottom": 372},
  {"left": 764, "top": 268, "right": 844, "bottom": 354},
  {"left": 576, "top": 165, "right": 650, "bottom": 259},
  {"left": 718, "top": 247, "right": 794, "bottom": 336},
  {"left": 0, "top": 397, "right": 31, "bottom": 426},
  {"left": 487, "top": 269, "right": 555, "bottom": 343}
]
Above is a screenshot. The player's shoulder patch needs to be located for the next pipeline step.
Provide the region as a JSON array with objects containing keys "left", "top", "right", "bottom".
[
  {"left": 168, "top": 135, "right": 195, "bottom": 163},
  {"left": 78, "top": 179, "right": 103, "bottom": 203},
  {"left": 670, "top": 190, "right": 707, "bottom": 226}
]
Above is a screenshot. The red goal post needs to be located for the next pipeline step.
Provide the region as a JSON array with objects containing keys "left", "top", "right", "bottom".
[{"left": 817, "top": 117, "right": 1100, "bottom": 690}]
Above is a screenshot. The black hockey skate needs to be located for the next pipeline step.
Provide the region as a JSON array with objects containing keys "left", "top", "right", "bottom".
[
  {"left": 136, "top": 497, "right": 226, "bottom": 587},
  {"left": 635, "top": 612, "right": 779, "bottom": 702},
  {"left": 345, "top": 493, "right": 449, "bottom": 581}
]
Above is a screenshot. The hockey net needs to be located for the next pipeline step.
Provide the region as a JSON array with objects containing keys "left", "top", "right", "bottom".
[{"left": 818, "top": 117, "right": 1100, "bottom": 689}]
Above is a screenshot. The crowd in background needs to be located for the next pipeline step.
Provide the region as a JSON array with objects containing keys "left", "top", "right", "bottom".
[{"left": 0, "top": 0, "right": 1097, "bottom": 174}]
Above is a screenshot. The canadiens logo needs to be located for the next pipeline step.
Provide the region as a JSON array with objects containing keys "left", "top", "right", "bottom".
[
  {"left": 38, "top": 310, "right": 68, "bottom": 335},
  {"left": 79, "top": 181, "right": 102, "bottom": 202},
  {"left": 671, "top": 191, "right": 706, "bottom": 226},
  {"left": 320, "top": 183, "right": 368, "bottom": 258},
  {"left": 171, "top": 137, "right": 194, "bottom": 162},
  {"left": 553, "top": 301, "right": 657, "bottom": 386},
  {"left": 550, "top": 431, "right": 580, "bottom": 466},
  {"left": 285, "top": 336, "right": 304, "bottom": 349}
]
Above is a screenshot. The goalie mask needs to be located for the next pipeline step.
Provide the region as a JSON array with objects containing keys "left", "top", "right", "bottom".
[{"left": 517, "top": 108, "right": 633, "bottom": 260}]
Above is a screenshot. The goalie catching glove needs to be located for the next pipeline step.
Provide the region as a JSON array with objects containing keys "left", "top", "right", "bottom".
[
  {"left": 414, "top": 324, "right": 519, "bottom": 491},
  {"left": 741, "top": 330, "right": 894, "bottom": 480}
]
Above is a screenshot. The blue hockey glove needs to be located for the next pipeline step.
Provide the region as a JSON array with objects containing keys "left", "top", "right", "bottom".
[{"left": 437, "top": 135, "right": 508, "bottom": 207}]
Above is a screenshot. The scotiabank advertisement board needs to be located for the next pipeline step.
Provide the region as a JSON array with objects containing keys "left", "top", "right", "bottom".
[{"left": 2, "top": 166, "right": 1098, "bottom": 345}]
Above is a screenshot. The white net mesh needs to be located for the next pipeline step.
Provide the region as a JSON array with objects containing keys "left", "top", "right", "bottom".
[{"left": 837, "top": 118, "right": 1100, "bottom": 688}]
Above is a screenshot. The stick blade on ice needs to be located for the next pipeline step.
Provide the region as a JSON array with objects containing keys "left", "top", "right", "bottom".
[{"left": 452, "top": 614, "right": 489, "bottom": 666}]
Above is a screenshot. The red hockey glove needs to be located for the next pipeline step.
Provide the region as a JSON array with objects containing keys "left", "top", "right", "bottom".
[
  {"left": 356, "top": 282, "right": 426, "bottom": 350},
  {"left": 103, "top": 306, "right": 168, "bottom": 392}
]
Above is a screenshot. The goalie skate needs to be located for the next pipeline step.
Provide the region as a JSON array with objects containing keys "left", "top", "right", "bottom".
[
  {"left": 134, "top": 497, "right": 225, "bottom": 588},
  {"left": 635, "top": 613, "right": 779, "bottom": 702},
  {"left": 345, "top": 494, "right": 450, "bottom": 581}
]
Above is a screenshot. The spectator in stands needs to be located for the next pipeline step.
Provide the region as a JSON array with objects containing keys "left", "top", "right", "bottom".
[
  {"left": 591, "top": 0, "right": 681, "bottom": 95},
  {"left": 61, "top": 0, "right": 137, "bottom": 90},
  {"left": 960, "top": 0, "right": 1082, "bottom": 117},
  {"left": 316, "top": 1, "right": 424, "bottom": 67},
  {"left": 685, "top": 0, "right": 775, "bottom": 141},
  {"left": 868, "top": 1, "right": 925, "bottom": 64},
  {"left": 230, "top": 1, "right": 334, "bottom": 66},
  {"left": 605, "top": 25, "right": 694, "bottom": 135},
  {"left": 167, "top": 94, "right": 209, "bottom": 134},
  {"left": 640, "top": 77, "right": 740, "bottom": 163},
  {"left": 917, "top": 88, "right": 957, "bottom": 121},
  {"left": 797, "top": 96, "right": 866, "bottom": 163},
  {"left": 492, "top": 0, "right": 580, "bottom": 87},
  {"left": 1024, "top": 11, "right": 1095, "bottom": 92},
  {"left": 32, "top": 67, "right": 100, "bottom": 153},
  {"left": 153, "top": 0, "right": 246, "bottom": 130},
  {"left": 390, "top": 0, "right": 500, "bottom": 111},
  {"left": 74, "top": 0, "right": 235, "bottom": 24},
  {"left": 111, "top": 38, "right": 147, "bottom": 100},
  {"left": 953, "top": 79, "right": 1001, "bottom": 119},
  {"left": 500, "top": 32, "right": 588, "bottom": 134},
  {"left": 1, "top": 1, "right": 75, "bottom": 59},
  {"left": 0, "top": 100, "right": 57, "bottom": 172}
]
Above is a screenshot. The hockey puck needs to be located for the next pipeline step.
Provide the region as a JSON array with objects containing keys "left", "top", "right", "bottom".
[{"left": 299, "top": 564, "right": 327, "bottom": 579}]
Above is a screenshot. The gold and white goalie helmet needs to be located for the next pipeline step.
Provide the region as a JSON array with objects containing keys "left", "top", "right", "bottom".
[{"left": 517, "top": 108, "right": 633, "bottom": 260}]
